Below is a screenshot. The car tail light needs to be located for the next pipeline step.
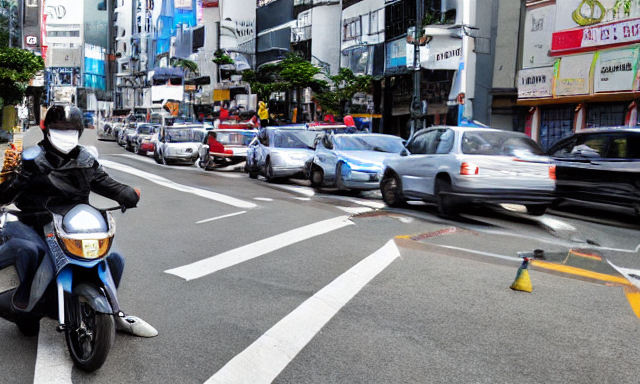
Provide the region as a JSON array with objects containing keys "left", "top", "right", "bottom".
[
  {"left": 549, "top": 165, "right": 556, "bottom": 180},
  {"left": 460, "top": 162, "right": 479, "bottom": 175},
  {"left": 224, "top": 149, "right": 234, "bottom": 155}
]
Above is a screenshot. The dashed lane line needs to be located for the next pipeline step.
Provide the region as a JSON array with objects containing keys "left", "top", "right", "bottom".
[
  {"left": 204, "top": 240, "right": 400, "bottom": 384},
  {"left": 33, "top": 318, "right": 73, "bottom": 384},
  {"left": 266, "top": 184, "right": 316, "bottom": 197},
  {"left": 336, "top": 206, "right": 374, "bottom": 215},
  {"left": 196, "top": 211, "right": 247, "bottom": 224},
  {"left": 165, "top": 216, "right": 354, "bottom": 281},
  {"left": 100, "top": 160, "right": 257, "bottom": 209}
]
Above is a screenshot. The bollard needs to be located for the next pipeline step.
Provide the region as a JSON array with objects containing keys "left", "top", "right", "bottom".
[{"left": 510, "top": 257, "right": 533, "bottom": 293}]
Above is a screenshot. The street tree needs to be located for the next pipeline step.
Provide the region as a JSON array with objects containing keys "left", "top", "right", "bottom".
[
  {"left": 0, "top": 46, "right": 44, "bottom": 109},
  {"left": 170, "top": 57, "right": 199, "bottom": 78},
  {"left": 314, "top": 68, "right": 373, "bottom": 116}
]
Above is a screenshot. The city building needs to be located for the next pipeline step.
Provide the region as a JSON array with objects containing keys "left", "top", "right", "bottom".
[{"left": 517, "top": 0, "right": 640, "bottom": 150}]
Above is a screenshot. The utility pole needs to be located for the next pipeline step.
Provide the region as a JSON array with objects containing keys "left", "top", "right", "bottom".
[{"left": 407, "top": 0, "right": 429, "bottom": 138}]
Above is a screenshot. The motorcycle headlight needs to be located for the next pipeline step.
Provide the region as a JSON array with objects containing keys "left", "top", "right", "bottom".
[{"left": 59, "top": 236, "right": 113, "bottom": 259}]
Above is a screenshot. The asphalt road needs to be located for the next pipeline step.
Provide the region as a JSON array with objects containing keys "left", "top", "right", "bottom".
[{"left": 2, "top": 128, "right": 640, "bottom": 383}]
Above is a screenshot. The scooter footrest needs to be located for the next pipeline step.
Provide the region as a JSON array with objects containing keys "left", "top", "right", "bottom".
[{"left": 0, "top": 266, "right": 19, "bottom": 294}]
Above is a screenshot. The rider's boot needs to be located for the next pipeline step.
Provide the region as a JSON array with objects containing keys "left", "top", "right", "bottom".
[{"left": 115, "top": 312, "right": 158, "bottom": 338}]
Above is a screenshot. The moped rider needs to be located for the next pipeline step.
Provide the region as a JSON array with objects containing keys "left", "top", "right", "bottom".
[{"left": 0, "top": 105, "right": 157, "bottom": 337}]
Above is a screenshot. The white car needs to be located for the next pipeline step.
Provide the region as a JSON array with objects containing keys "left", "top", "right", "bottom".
[
  {"left": 154, "top": 125, "right": 207, "bottom": 165},
  {"left": 380, "top": 126, "right": 556, "bottom": 215}
]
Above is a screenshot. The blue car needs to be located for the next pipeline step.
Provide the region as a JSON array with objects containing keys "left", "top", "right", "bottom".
[{"left": 304, "top": 133, "right": 405, "bottom": 190}]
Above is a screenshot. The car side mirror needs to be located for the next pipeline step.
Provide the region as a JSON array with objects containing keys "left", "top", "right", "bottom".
[{"left": 400, "top": 149, "right": 409, "bottom": 157}]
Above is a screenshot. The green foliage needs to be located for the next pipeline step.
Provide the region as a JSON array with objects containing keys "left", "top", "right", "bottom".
[
  {"left": 241, "top": 52, "right": 328, "bottom": 101},
  {"left": 170, "top": 57, "right": 199, "bottom": 77},
  {"left": 314, "top": 68, "right": 373, "bottom": 115},
  {"left": 213, "top": 50, "right": 235, "bottom": 65},
  {"left": 0, "top": 47, "right": 44, "bottom": 107}
]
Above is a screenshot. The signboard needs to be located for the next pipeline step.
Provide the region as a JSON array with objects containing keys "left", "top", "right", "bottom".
[
  {"left": 522, "top": 4, "right": 556, "bottom": 68},
  {"left": 518, "top": 66, "right": 555, "bottom": 98},
  {"left": 213, "top": 89, "right": 231, "bottom": 101},
  {"left": 594, "top": 47, "right": 640, "bottom": 92},
  {"left": 385, "top": 38, "right": 406, "bottom": 69},
  {"left": 552, "top": 17, "right": 640, "bottom": 56},
  {"left": 45, "top": 0, "right": 83, "bottom": 47},
  {"left": 419, "top": 36, "right": 463, "bottom": 70},
  {"left": 555, "top": 53, "right": 595, "bottom": 96}
]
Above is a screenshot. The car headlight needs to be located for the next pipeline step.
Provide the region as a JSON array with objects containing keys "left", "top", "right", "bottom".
[{"left": 59, "top": 237, "right": 113, "bottom": 259}]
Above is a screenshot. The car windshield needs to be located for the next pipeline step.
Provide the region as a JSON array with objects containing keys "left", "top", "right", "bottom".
[
  {"left": 137, "top": 125, "right": 155, "bottom": 134},
  {"left": 461, "top": 131, "right": 544, "bottom": 156},
  {"left": 333, "top": 135, "right": 404, "bottom": 153},
  {"left": 215, "top": 131, "right": 256, "bottom": 146},
  {"left": 165, "top": 129, "right": 200, "bottom": 143},
  {"left": 273, "top": 130, "right": 318, "bottom": 149}
]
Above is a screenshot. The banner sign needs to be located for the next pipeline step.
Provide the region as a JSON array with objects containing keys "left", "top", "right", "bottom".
[
  {"left": 419, "top": 36, "right": 462, "bottom": 70},
  {"left": 555, "top": 53, "right": 595, "bottom": 96},
  {"left": 552, "top": 17, "right": 640, "bottom": 56},
  {"left": 522, "top": 4, "right": 557, "bottom": 68},
  {"left": 518, "top": 66, "right": 555, "bottom": 98},
  {"left": 594, "top": 47, "right": 640, "bottom": 92}
]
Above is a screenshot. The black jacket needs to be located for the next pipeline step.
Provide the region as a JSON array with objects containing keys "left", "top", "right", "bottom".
[{"left": 0, "top": 141, "right": 139, "bottom": 215}]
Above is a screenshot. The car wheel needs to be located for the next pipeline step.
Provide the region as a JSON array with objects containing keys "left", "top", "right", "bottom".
[
  {"left": 161, "top": 152, "right": 169, "bottom": 165},
  {"left": 154, "top": 150, "right": 161, "bottom": 164},
  {"left": 435, "top": 178, "right": 459, "bottom": 216},
  {"left": 310, "top": 166, "right": 324, "bottom": 188},
  {"left": 264, "top": 158, "right": 275, "bottom": 182},
  {"left": 526, "top": 205, "right": 548, "bottom": 216},
  {"left": 335, "top": 163, "right": 347, "bottom": 190},
  {"left": 381, "top": 173, "right": 406, "bottom": 208},
  {"left": 125, "top": 141, "right": 132, "bottom": 152}
]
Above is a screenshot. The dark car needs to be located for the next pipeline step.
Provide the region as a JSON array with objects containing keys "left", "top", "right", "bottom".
[{"left": 547, "top": 128, "right": 640, "bottom": 217}]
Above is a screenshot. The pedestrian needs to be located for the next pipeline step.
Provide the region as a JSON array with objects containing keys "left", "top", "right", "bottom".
[
  {"left": 219, "top": 102, "right": 230, "bottom": 121},
  {"left": 18, "top": 104, "right": 29, "bottom": 132},
  {"left": 258, "top": 101, "right": 269, "bottom": 127}
]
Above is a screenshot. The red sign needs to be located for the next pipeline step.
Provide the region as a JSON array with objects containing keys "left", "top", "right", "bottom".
[{"left": 552, "top": 18, "right": 640, "bottom": 56}]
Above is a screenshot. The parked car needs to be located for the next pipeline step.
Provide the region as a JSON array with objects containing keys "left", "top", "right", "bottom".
[
  {"left": 245, "top": 128, "right": 319, "bottom": 181},
  {"left": 380, "top": 126, "right": 556, "bottom": 215},
  {"left": 304, "top": 133, "right": 405, "bottom": 190},
  {"left": 154, "top": 125, "right": 207, "bottom": 165},
  {"left": 130, "top": 124, "right": 159, "bottom": 155},
  {"left": 546, "top": 127, "right": 640, "bottom": 217},
  {"left": 197, "top": 129, "right": 258, "bottom": 169}
]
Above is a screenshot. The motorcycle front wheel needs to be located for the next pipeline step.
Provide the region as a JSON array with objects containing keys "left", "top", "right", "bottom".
[{"left": 65, "top": 290, "right": 115, "bottom": 372}]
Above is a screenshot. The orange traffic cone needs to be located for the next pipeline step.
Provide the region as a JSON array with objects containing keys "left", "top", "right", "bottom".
[{"left": 510, "top": 258, "right": 532, "bottom": 293}]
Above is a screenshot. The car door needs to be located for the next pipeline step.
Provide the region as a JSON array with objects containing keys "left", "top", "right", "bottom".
[
  {"left": 315, "top": 135, "right": 338, "bottom": 182},
  {"left": 398, "top": 129, "right": 444, "bottom": 198},
  {"left": 550, "top": 132, "right": 610, "bottom": 204},
  {"left": 593, "top": 132, "right": 640, "bottom": 208}
]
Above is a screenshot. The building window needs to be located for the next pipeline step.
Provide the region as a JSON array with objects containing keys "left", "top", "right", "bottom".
[
  {"left": 343, "top": 16, "right": 362, "bottom": 42},
  {"left": 586, "top": 103, "right": 626, "bottom": 128},
  {"left": 369, "top": 10, "right": 383, "bottom": 35},
  {"left": 26, "top": 0, "right": 37, "bottom": 7},
  {"left": 540, "top": 106, "right": 575, "bottom": 151},
  {"left": 293, "top": 0, "right": 311, "bottom": 5}
]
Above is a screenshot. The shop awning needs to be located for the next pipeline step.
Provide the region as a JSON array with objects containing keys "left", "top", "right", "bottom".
[{"left": 151, "top": 67, "right": 184, "bottom": 80}]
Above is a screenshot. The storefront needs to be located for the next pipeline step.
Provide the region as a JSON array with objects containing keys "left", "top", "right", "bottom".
[{"left": 517, "top": 2, "right": 640, "bottom": 150}]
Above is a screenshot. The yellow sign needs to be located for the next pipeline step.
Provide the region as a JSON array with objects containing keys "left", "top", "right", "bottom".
[
  {"left": 184, "top": 84, "right": 196, "bottom": 92},
  {"left": 214, "top": 89, "right": 230, "bottom": 101},
  {"left": 572, "top": 0, "right": 605, "bottom": 26}
]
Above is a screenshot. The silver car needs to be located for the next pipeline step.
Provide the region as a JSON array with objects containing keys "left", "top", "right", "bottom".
[
  {"left": 305, "top": 133, "right": 405, "bottom": 190},
  {"left": 381, "top": 126, "right": 556, "bottom": 215},
  {"left": 245, "top": 128, "right": 319, "bottom": 181},
  {"left": 154, "top": 125, "right": 206, "bottom": 165}
]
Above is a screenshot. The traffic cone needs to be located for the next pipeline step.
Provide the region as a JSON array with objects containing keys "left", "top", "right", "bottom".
[{"left": 510, "top": 258, "right": 532, "bottom": 293}]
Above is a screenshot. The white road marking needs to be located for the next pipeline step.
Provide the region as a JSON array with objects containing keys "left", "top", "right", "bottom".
[
  {"left": 204, "top": 240, "right": 400, "bottom": 384},
  {"left": 112, "top": 154, "right": 243, "bottom": 178},
  {"left": 608, "top": 261, "right": 640, "bottom": 289},
  {"left": 268, "top": 184, "right": 316, "bottom": 196},
  {"left": 253, "top": 197, "right": 273, "bottom": 202},
  {"left": 294, "top": 197, "right": 311, "bottom": 201},
  {"left": 100, "top": 160, "right": 257, "bottom": 209},
  {"left": 348, "top": 198, "right": 385, "bottom": 209},
  {"left": 535, "top": 216, "right": 576, "bottom": 232},
  {"left": 424, "top": 244, "right": 521, "bottom": 263},
  {"left": 196, "top": 211, "right": 247, "bottom": 224},
  {"left": 336, "top": 206, "right": 373, "bottom": 214},
  {"left": 166, "top": 216, "right": 354, "bottom": 281},
  {"left": 33, "top": 318, "right": 73, "bottom": 384}
]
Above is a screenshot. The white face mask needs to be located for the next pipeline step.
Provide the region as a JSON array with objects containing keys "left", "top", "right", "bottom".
[{"left": 48, "top": 129, "right": 79, "bottom": 154}]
